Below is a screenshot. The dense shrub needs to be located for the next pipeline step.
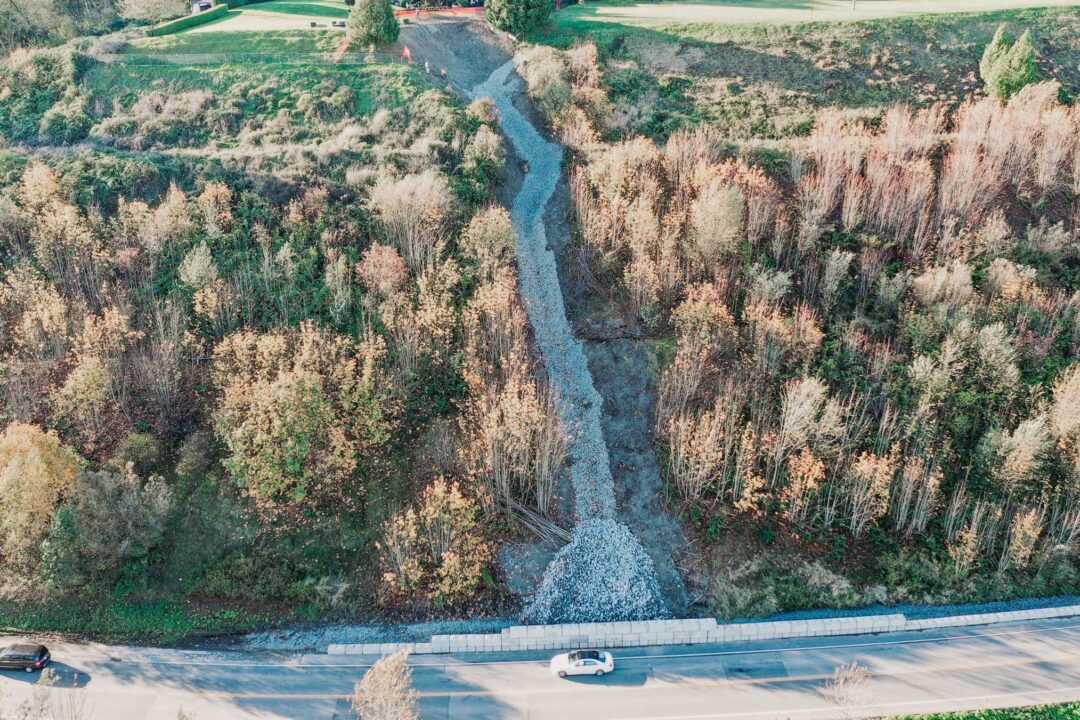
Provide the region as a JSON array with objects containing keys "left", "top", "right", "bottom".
[
  {"left": 145, "top": 3, "right": 228, "bottom": 36},
  {"left": 486, "top": 0, "right": 552, "bottom": 37},
  {"left": 347, "top": 0, "right": 399, "bottom": 48},
  {"left": 980, "top": 25, "right": 1037, "bottom": 99},
  {"left": 38, "top": 92, "right": 92, "bottom": 144},
  {"left": 0, "top": 50, "right": 82, "bottom": 143}
]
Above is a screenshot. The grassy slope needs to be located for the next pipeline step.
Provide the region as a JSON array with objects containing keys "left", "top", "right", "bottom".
[
  {"left": 533, "top": 6, "right": 1080, "bottom": 141},
  {"left": 109, "top": 30, "right": 408, "bottom": 129},
  {"left": 125, "top": 28, "right": 343, "bottom": 53}
]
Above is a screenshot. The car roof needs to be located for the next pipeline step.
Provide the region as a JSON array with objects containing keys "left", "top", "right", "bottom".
[
  {"left": 569, "top": 649, "right": 602, "bottom": 660},
  {"left": 3, "top": 644, "right": 44, "bottom": 655}
]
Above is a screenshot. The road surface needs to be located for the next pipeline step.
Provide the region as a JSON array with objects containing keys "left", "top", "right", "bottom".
[{"left": 2, "top": 617, "right": 1080, "bottom": 719}]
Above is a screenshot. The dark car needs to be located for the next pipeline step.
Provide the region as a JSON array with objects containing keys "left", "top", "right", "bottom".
[{"left": 0, "top": 644, "right": 50, "bottom": 673}]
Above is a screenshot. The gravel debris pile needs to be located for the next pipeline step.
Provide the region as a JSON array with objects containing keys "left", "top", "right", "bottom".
[{"left": 521, "top": 517, "right": 670, "bottom": 624}]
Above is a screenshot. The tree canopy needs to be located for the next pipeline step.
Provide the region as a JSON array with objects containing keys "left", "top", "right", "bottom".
[
  {"left": 0, "top": 424, "right": 82, "bottom": 566},
  {"left": 980, "top": 25, "right": 1037, "bottom": 99},
  {"left": 486, "top": 0, "right": 553, "bottom": 37},
  {"left": 347, "top": 0, "right": 399, "bottom": 48}
]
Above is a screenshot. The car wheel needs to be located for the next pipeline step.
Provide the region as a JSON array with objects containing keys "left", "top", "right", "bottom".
[
  {"left": 557, "top": 671, "right": 567, "bottom": 678},
  {"left": 595, "top": 669, "right": 605, "bottom": 676}
]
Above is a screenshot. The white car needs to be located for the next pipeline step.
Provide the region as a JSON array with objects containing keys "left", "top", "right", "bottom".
[{"left": 549, "top": 649, "right": 614, "bottom": 678}]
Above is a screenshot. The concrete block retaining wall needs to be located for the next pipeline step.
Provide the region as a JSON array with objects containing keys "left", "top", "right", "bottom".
[
  {"left": 327, "top": 604, "right": 1080, "bottom": 656},
  {"left": 903, "top": 603, "right": 1080, "bottom": 631}
]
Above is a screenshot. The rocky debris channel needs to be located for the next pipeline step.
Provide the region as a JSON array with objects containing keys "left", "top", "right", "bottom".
[{"left": 471, "top": 60, "right": 668, "bottom": 624}]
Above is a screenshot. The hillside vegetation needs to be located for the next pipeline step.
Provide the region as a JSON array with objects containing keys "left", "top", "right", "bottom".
[
  {"left": 0, "top": 27, "right": 562, "bottom": 638},
  {"left": 521, "top": 6, "right": 1080, "bottom": 617}
]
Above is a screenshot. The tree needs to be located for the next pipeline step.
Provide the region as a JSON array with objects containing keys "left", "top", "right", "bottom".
[
  {"left": 352, "top": 650, "right": 418, "bottom": 720},
  {"left": 997, "top": 30, "right": 1037, "bottom": 99},
  {"left": 212, "top": 323, "right": 390, "bottom": 511},
  {"left": 378, "top": 477, "right": 493, "bottom": 605},
  {"left": 0, "top": 424, "right": 82, "bottom": 567},
  {"left": 981, "top": 25, "right": 1037, "bottom": 99},
  {"left": 980, "top": 25, "right": 1010, "bottom": 86},
  {"left": 40, "top": 465, "right": 173, "bottom": 590},
  {"left": 347, "top": 0, "right": 399, "bottom": 48},
  {"left": 486, "top": 0, "right": 553, "bottom": 37}
]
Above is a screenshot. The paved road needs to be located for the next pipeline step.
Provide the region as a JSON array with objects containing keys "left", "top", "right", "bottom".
[{"left": 3, "top": 617, "right": 1080, "bottom": 719}]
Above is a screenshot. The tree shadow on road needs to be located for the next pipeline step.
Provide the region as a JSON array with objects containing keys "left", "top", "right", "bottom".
[{"left": 0, "top": 663, "right": 91, "bottom": 688}]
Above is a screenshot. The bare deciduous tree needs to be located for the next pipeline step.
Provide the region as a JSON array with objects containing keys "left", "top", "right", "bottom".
[
  {"left": 823, "top": 661, "right": 871, "bottom": 718},
  {"left": 351, "top": 650, "right": 419, "bottom": 720}
]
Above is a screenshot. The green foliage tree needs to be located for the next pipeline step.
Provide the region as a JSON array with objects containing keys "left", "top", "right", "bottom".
[
  {"left": 486, "top": 0, "right": 553, "bottom": 37},
  {"left": 981, "top": 25, "right": 1037, "bottom": 99},
  {"left": 212, "top": 323, "right": 390, "bottom": 511},
  {"left": 39, "top": 465, "right": 173, "bottom": 591},
  {"left": 979, "top": 24, "right": 1010, "bottom": 85},
  {"left": 347, "top": 0, "right": 399, "bottom": 48},
  {"left": 997, "top": 30, "right": 1037, "bottom": 98}
]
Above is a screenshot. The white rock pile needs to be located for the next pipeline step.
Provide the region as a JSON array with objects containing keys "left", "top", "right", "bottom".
[{"left": 521, "top": 517, "right": 670, "bottom": 624}]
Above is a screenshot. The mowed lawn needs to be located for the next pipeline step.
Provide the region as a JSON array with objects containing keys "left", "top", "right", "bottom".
[
  {"left": 185, "top": 0, "right": 350, "bottom": 32},
  {"left": 549, "top": 0, "right": 1075, "bottom": 30},
  {"left": 531, "top": 3, "right": 1080, "bottom": 141}
]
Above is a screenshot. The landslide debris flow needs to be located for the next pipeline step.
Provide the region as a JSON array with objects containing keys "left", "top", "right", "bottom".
[{"left": 472, "top": 60, "right": 668, "bottom": 624}]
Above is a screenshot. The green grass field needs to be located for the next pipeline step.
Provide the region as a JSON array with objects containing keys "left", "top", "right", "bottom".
[
  {"left": 541, "top": 0, "right": 1074, "bottom": 42},
  {"left": 532, "top": 5, "right": 1080, "bottom": 141},
  {"left": 171, "top": 0, "right": 352, "bottom": 32},
  {"left": 255, "top": 1, "right": 349, "bottom": 18}
]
